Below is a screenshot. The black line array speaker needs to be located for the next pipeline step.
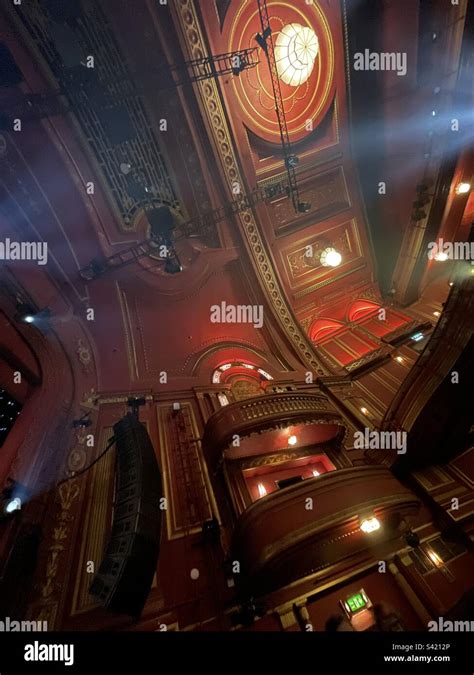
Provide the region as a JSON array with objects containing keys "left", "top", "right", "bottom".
[{"left": 90, "top": 413, "right": 163, "bottom": 617}]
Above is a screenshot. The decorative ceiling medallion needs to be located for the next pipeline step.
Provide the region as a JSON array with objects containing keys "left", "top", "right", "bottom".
[{"left": 227, "top": 0, "right": 335, "bottom": 143}]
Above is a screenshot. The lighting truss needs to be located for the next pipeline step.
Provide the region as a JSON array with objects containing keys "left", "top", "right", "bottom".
[
  {"left": 79, "top": 181, "right": 289, "bottom": 280},
  {"left": 255, "top": 0, "right": 306, "bottom": 214},
  {"left": 162, "top": 48, "right": 260, "bottom": 88},
  {"left": 0, "top": 48, "right": 260, "bottom": 129}
]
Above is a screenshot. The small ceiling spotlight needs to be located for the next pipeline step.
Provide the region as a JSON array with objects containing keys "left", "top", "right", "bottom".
[
  {"left": 360, "top": 516, "right": 381, "bottom": 533},
  {"left": 15, "top": 304, "right": 51, "bottom": 325},
  {"left": 455, "top": 182, "right": 471, "bottom": 195},
  {"left": 404, "top": 530, "right": 420, "bottom": 547},
  {"left": 288, "top": 434, "right": 297, "bottom": 446},
  {"left": 360, "top": 407, "right": 369, "bottom": 415},
  {"left": 164, "top": 255, "right": 183, "bottom": 274},
  {"left": 72, "top": 418, "right": 92, "bottom": 429},
  {"left": 434, "top": 251, "right": 449, "bottom": 261},
  {"left": 4, "top": 496, "right": 21, "bottom": 514},
  {"left": 120, "top": 162, "right": 132, "bottom": 175},
  {"left": 1, "top": 478, "right": 28, "bottom": 519},
  {"left": 449, "top": 281, "right": 454, "bottom": 286},
  {"left": 297, "top": 201, "right": 311, "bottom": 213},
  {"left": 320, "top": 247, "right": 342, "bottom": 267},
  {"left": 255, "top": 26, "right": 272, "bottom": 52},
  {"left": 285, "top": 154, "right": 299, "bottom": 169},
  {"left": 15, "top": 303, "right": 37, "bottom": 324},
  {"left": 395, "top": 355, "right": 404, "bottom": 363},
  {"left": 312, "top": 469, "right": 320, "bottom": 477},
  {"left": 412, "top": 209, "right": 427, "bottom": 221},
  {"left": 433, "top": 311, "right": 440, "bottom": 317}
]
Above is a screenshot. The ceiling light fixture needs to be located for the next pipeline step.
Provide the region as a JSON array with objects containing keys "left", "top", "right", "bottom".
[
  {"left": 274, "top": 24, "right": 319, "bottom": 87},
  {"left": 320, "top": 247, "right": 342, "bottom": 267},
  {"left": 288, "top": 434, "right": 297, "bottom": 446},
  {"left": 455, "top": 182, "right": 471, "bottom": 195},
  {"left": 4, "top": 496, "right": 21, "bottom": 514},
  {"left": 427, "top": 549, "right": 443, "bottom": 567},
  {"left": 15, "top": 304, "right": 51, "bottom": 325},
  {"left": 360, "top": 516, "right": 381, "bottom": 533},
  {"left": 411, "top": 332, "right": 424, "bottom": 342}
]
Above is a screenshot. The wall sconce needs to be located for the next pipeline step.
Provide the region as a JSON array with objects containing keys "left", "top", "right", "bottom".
[
  {"left": 455, "top": 182, "right": 471, "bottom": 195},
  {"left": 427, "top": 549, "right": 443, "bottom": 567},
  {"left": 360, "top": 516, "right": 381, "bottom": 533}
]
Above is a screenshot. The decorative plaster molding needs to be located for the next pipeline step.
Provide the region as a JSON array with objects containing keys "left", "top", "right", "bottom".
[{"left": 173, "top": 0, "right": 331, "bottom": 376}]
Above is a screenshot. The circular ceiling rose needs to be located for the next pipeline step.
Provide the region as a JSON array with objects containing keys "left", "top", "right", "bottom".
[
  {"left": 275, "top": 24, "right": 319, "bottom": 87},
  {"left": 226, "top": 1, "right": 335, "bottom": 144}
]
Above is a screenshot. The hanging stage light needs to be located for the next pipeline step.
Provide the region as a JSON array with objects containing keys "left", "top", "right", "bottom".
[
  {"left": 15, "top": 303, "right": 38, "bottom": 324},
  {"left": 1, "top": 478, "right": 28, "bottom": 520},
  {"left": 15, "top": 304, "right": 51, "bottom": 325}
]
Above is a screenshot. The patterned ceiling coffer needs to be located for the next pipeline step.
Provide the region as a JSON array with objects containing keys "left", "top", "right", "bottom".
[
  {"left": 14, "top": 0, "right": 181, "bottom": 228},
  {"left": 281, "top": 218, "right": 363, "bottom": 294},
  {"left": 173, "top": 0, "right": 331, "bottom": 376},
  {"left": 227, "top": 0, "right": 335, "bottom": 144},
  {"left": 266, "top": 166, "right": 351, "bottom": 237}
]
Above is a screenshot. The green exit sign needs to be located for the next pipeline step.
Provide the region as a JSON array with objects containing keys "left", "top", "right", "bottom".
[{"left": 346, "top": 592, "right": 367, "bottom": 613}]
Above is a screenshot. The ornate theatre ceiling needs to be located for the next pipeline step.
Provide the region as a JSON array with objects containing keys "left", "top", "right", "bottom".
[{"left": 0, "top": 0, "right": 433, "bottom": 383}]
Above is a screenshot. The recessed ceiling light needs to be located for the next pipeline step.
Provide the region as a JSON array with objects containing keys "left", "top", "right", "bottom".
[
  {"left": 288, "top": 434, "right": 297, "bottom": 446},
  {"left": 360, "top": 407, "right": 369, "bottom": 415},
  {"left": 433, "top": 311, "right": 440, "bottom": 317}
]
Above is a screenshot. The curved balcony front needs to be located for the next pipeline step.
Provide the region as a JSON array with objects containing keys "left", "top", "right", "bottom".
[
  {"left": 202, "top": 392, "right": 344, "bottom": 466},
  {"left": 231, "top": 465, "right": 420, "bottom": 595}
]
